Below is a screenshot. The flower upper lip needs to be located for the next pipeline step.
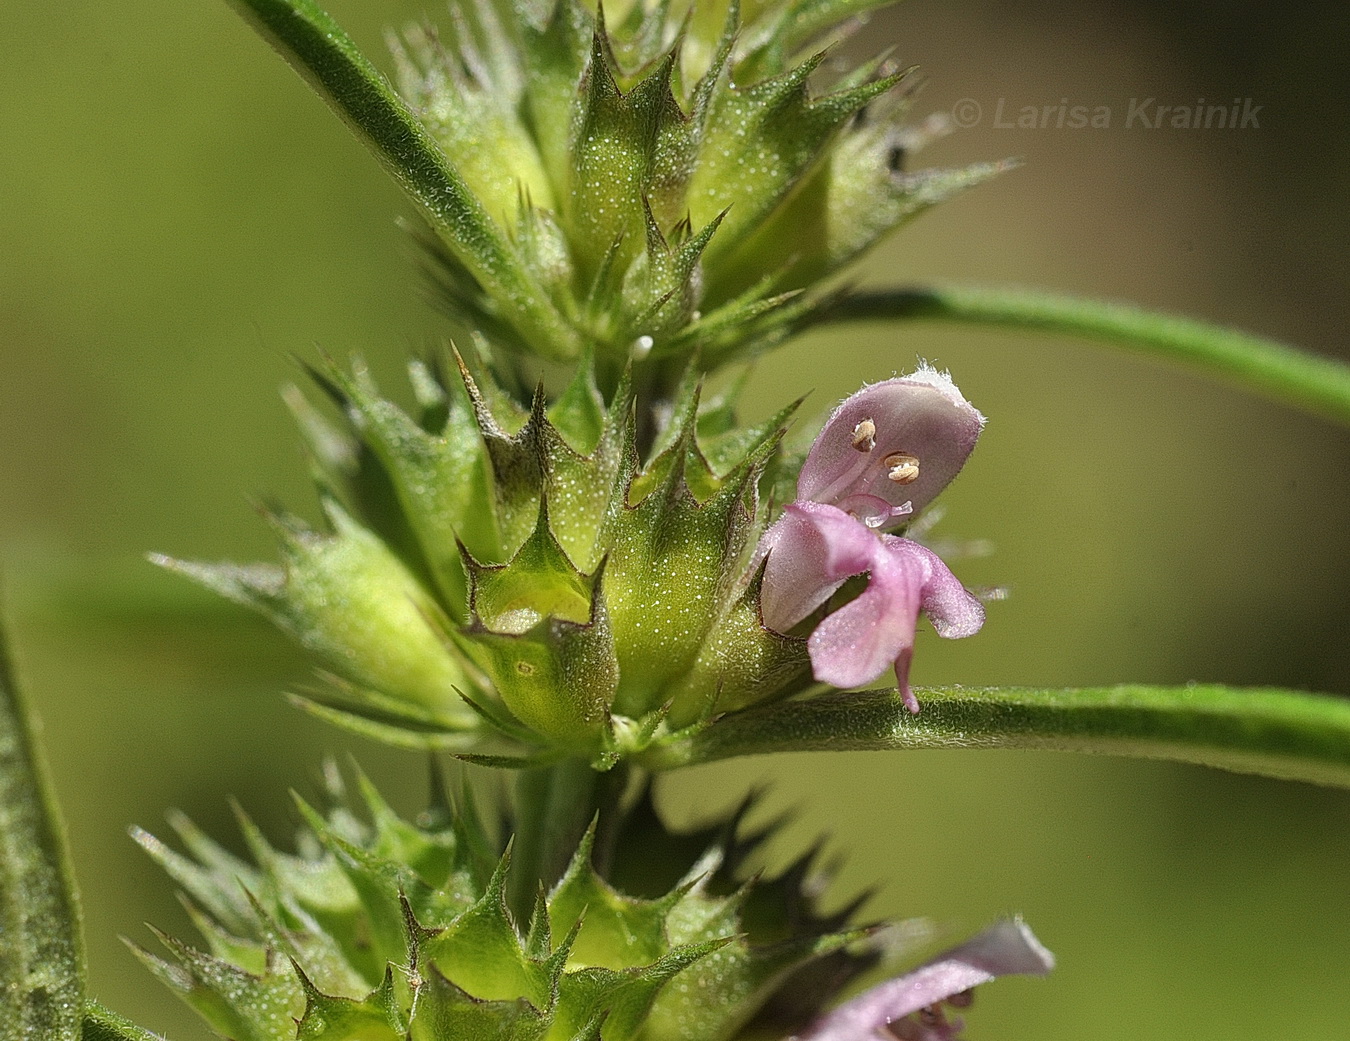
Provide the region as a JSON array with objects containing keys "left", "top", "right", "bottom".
[{"left": 797, "top": 366, "right": 985, "bottom": 530}]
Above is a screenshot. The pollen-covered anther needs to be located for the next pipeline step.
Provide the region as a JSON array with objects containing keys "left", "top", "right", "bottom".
[
  {"left": 850, "top": 418, "right": 877, "bottom": 452},
  {"left": 884, "top": 452, "right": 920, "bottom": 484}
]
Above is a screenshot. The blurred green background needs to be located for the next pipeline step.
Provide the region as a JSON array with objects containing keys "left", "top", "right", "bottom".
[{"left": 3, "top": 0, "right": 1348, "bottom": 1037}]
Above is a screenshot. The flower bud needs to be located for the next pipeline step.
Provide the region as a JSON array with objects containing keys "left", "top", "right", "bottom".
[
  {"left": 166, "top": 355, "right": 818, "bottom": 763},
  {"left": 133, "top": 770, "right": 890, "bottom": 1041}
]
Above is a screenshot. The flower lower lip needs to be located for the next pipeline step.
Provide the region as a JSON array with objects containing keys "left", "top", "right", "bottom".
[{"left": 757, "top": 501, "right": 984, "bottom": 712}]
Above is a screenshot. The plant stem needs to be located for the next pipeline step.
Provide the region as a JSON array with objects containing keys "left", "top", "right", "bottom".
[
  {"left": 824, "top": 286, "right": 1350, "bottom": 427},
  {"left": 508, "top": 759, "right": 623, "bottom": 920},
  {"left": 644, "top": 684, "right": 1350, "bottom": 789},
  {"left": 0, "top": 612, "right": 84, "bottom": 1041},
  {"left": 226, "top": 0, "right": 577, "bottom": 358}
]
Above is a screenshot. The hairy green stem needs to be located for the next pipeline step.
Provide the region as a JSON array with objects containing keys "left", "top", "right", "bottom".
[
  {"left": 508, "top": 759, "right": 623, "bottom": 920},
  {"left": 0, "top": 614, "right": 84, "bottom": 1040},
  {"left": 644, "top": 684, "right": 1350, "bottom": 788},
  {"left": 825, "top": 286, "right": 1350, "bottom": 426}
]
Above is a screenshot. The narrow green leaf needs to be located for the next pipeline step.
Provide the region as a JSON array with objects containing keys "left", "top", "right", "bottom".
[
  {"left": 226, "top": 0, "right": 578, "bottom": 358},
  {"left": 824, "top": 286, "right": 1350, "bottom": 426},
  {"left": 82, "top": 1002, "right": 167, "bottom": 1041},
  {"left": 644, "top": 684, "right": 1350, "bottom": 788},
  {"left": 0, "top": 613, "right": 84, "bottom": 1040}
]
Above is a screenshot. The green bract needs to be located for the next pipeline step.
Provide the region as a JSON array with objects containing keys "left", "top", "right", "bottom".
[
  {"left": 161, "top": 353, "right": 811, "bottom": 766},
  {"left": 398, "top": 0, "right": 1004, "bottom": 384},
  {"left": 132, "top": 768, "right": 880, "bottom": 1041},
  {"left": 234, "top": 0, "right": 1003, "bottom": 393}
]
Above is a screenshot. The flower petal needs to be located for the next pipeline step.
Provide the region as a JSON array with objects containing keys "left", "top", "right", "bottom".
[
  {"left": 881, "top": 535, "right": 986, "bottom": 639},
  {"left": 800, "top": 535, "right": 985, "bottom": 700},
  {"left": 797, "top": 368, "right": 984, "bottom": 530},
  {"left": 758, "top": 502, "right": 881, "bottom": 633},
  {"left": 806, "top": 539, "right": 924, "bottom": 689},
  {"left": 759, "top": 508, "right": 986, "bottom": 708},
  {"left": 794, "top": 919, "right": 1054, "bottom": 1041}
]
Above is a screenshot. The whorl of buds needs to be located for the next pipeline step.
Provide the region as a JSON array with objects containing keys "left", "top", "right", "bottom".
[
  {"left": 380, "top": 0, "right": 1007, "bottom": 388},
  {"left": 159, "top": 351, "right": 813, "bottom": 767},
  {"left": 131, "top": 767, "right": 884, "bottom": 1041}
]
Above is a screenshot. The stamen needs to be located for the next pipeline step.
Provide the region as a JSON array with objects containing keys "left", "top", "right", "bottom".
[
  {"left": 851, "top": 418, "right": 877, "bottom": 452},
  {"left": 946, "top": 989, "right": 975, "bottom": 1009},
  {"left": 884, "top": 451, "right": 920, "bottom": 484}
]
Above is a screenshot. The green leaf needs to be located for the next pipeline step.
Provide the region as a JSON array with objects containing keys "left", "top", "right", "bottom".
[
  {"left": 0, "top": 612, "right": 84, "bottom": 1041},
  {"left": 824, "top": 285, "right": 1350, "bottom": 427},
  {"left": 226, "top": 0, "right": 578, "bottom": 358},
  {"left": 643, "top": 684, "right": 1350, "bottom": 788},
  {"left": 82, "top": 1002, "right": 167, "bottom": 1041}
]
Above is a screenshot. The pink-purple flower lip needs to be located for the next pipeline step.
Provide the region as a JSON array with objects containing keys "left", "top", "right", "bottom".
[{"left": 757, "top": 502, "right": 984, "bottom": 712}]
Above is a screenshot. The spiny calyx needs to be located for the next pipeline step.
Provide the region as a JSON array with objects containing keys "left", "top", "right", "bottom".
[
  {"left": 159, "top": 352, "right": 812, "bottom": 766},
  {"left": 131, "top": 767, "right": 882, "bottom": 1041},
  {"left": 376, "top": 0, "right": 1008, "bottom": 384}
]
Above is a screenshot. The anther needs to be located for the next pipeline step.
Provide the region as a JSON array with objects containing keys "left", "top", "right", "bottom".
[
  {"left": 851, "top": 418, "right": 877, "bottom": 452},
  {"left": 946, "top": 989, "right": 975, "bottom": 1010},
  {"left": 883, "top": 451, "right": 920, "bottom": 484}
]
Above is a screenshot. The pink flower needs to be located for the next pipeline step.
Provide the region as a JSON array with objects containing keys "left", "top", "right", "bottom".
[
  {"left": 793, "top": 919, "right": 1055, "bottom": 1041},
  {"left": 757, "top": 369, "right": 986, "bottom": 711}
]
